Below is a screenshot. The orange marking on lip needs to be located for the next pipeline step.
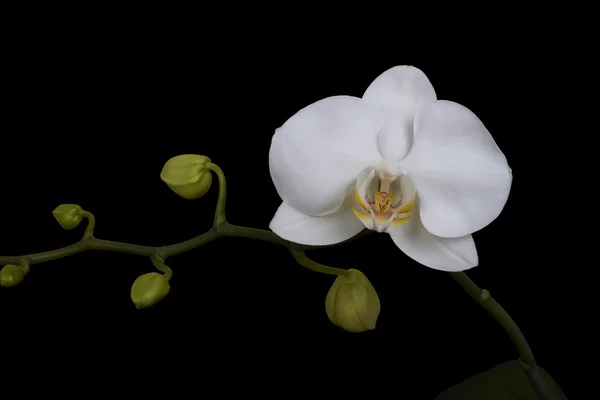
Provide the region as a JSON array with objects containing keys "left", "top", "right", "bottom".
[
  {"left": 390, "top": 215, "right": 412, "bottom": 228},
  {"left": 394, "top": 199, "right": 414, "bottom": 214}
]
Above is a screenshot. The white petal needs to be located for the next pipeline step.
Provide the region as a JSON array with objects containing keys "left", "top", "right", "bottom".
[
  {"left": 269, "top": 201, "right": 365, "bottom": 246},
  {"left": 388, "top": 207, "right": 478, "bottom": 272},
  {"left": 400, "top": 100, "right": 512, "bottom": 238},
  {"left": 363, "top": 66, "right": 436, "bottom": 161},
  {"left": 363, "top": 65, "right": 437, "bottom": 113},
  {"left": 269, "top": 96, "right": 382, "bottom": 217}
]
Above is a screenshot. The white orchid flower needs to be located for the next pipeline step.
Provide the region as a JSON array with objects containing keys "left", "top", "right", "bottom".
[{"left": 268, "top": 66, "right": 512, "bottom": 272}]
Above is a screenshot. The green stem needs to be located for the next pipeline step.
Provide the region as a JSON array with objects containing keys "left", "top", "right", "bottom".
[
  {"left": 88, "top": 238, "right": 158, "bottom": 256},
  {"left": 0, "top": 223, "right": 363, "bottom": 272},
  {"left": 206, "top": 163, "right": 226, "bottom": 227},
  {"left": 81, "top": 211, "right": 95, "bottom": 238},
  {"left": 450, "top": 272, "right": 535, "bottom": 366},
  {"left": 216, "top": 223, "right": 289, "bottom": 246},
  {"left": 151, "top": 255, "right": 173, "bottom": 281},
  {"left": 288, "top": 247, "right": 347, "bottom": 276},
  {"left": 0, "top": 241, "right": 90, "bottom": 265},
  {"left": 217, "top": 223, "right": 371, "bottom": 251},
  {"left": 157, "top": 229, "right": 220, "bottom": 258}
]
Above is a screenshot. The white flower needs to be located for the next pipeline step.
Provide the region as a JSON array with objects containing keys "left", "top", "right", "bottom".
[{"left": 268, "top": 66, "right": 512, "bottom": 272}]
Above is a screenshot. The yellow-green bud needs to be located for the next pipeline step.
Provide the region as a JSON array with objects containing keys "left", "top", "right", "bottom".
[
  {"left": 0, "top": 264, "right": 25, "bottom": 287},
  {"left": 130, "top": 272, "right": 170, "bottom": 309},
  {"left": 160, "top": 154, "right": 212, "bottom": 200},
  {"left": 325, "top": 269, "right": 381, "bottom": 333},
  {"left": 52, "top": 204, "right": 83, "bottom": 230}
]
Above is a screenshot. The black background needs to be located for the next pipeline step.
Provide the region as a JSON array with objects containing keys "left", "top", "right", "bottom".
[{"left": 0, "top": 16, "right": 582, "bottom": 399}]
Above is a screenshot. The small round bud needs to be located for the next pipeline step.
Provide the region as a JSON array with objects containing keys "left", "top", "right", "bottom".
[
  {"left": 52, "top": 204, "right": 83, "bottom": 230},
  {"left": 160, "top": 154, "right": 212, "bottom": 200},
  {"left": 130, "top": 272, "right": 170, "bottom": 309},
  {"left": 0, "top": 264, "right": 25, "bottom": 287},
  {"left": 325, "top": 269, "right": 381, "bottom": 333}
]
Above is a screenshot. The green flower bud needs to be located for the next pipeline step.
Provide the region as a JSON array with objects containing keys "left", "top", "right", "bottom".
[
  {"left": 160, "top": 154, "right": 212, "bottom": 200},
  {"left": 0, "top": 264, "right": 26, "bottom": 287},
  {"left": 52, "top": 204, "right": 83, "bottom": 230},
  {"left": 130, "top": 272, "right": 170, "bottom": 309},
  {"left": 325, "top": 269, "right": 380, "bottom": 333}
]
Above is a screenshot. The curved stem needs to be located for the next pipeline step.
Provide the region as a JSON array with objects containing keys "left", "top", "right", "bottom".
[
  {"left": 157, "top": 229, "right": 220, "bottom": 258},
  {"left": 450, "top": 272, "right": 535, "bottom": 366},
  {"left": 81, "top": 211, "right": 95, "bottom": 239},
  {"left": 17, "top": 258, "right": 30, "bottom": 275},
  {"left": 206, "top": 163, "right": 226, "bottom": 227},
  {"left": 151, "top": 255, "right": 173, "bottom": 281},
  {"left": 289, "top": 247, "right": 347, "bottom": 276}
]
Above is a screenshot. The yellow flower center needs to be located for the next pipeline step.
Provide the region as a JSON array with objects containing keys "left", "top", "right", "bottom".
[{"left": 351, "top": 163, "right": 415, "bottom": 233}]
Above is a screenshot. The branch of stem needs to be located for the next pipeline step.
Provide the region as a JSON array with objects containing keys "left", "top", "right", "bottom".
[
  {"left": 151, "top": 255, "right": 173, "bottom": 281},
  {"left": 288, "top": 247, "right": 347, "bottom": 276},
  {"left": 207, "top": 162, "right": 226, "bottom": 227},
  {"left": 81, "top": 211, "right": 95, "bottom": 239},
  {"left": 449, "top": 272, "right": 535, "bottom": 366}
]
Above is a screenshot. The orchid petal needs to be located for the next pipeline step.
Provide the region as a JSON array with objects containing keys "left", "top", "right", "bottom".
[
  {"left": 363, "top": 66, "right": 437, "bottom": 161},
  {"left": 269, "top": 96, "right": 382, "bottom": 217},
  {"left": 389, "top": 204, "right": 478, "bottom": 271},
  {"left": 400, "top": 100, "right": 512, "bottom": 238},
  {"left": 270, "top": 202, "right": 365, "bottom": 246}
]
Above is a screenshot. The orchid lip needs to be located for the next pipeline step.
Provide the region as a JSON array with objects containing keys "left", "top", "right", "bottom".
[{"left": 351, "top": 163, "right": 416, "bottom": 233}]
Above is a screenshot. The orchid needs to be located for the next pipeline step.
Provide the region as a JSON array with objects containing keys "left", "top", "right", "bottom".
[
  {"left": 268, "top": 65, "right": 512, "bottom": 272},
  {"left": 0, "top": 65, "right": 568, "bottom": 397}
]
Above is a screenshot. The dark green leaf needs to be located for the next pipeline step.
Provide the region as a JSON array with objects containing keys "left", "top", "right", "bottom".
[{"left": 433, "top": 361, "right": 568, "bottom": 400}]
